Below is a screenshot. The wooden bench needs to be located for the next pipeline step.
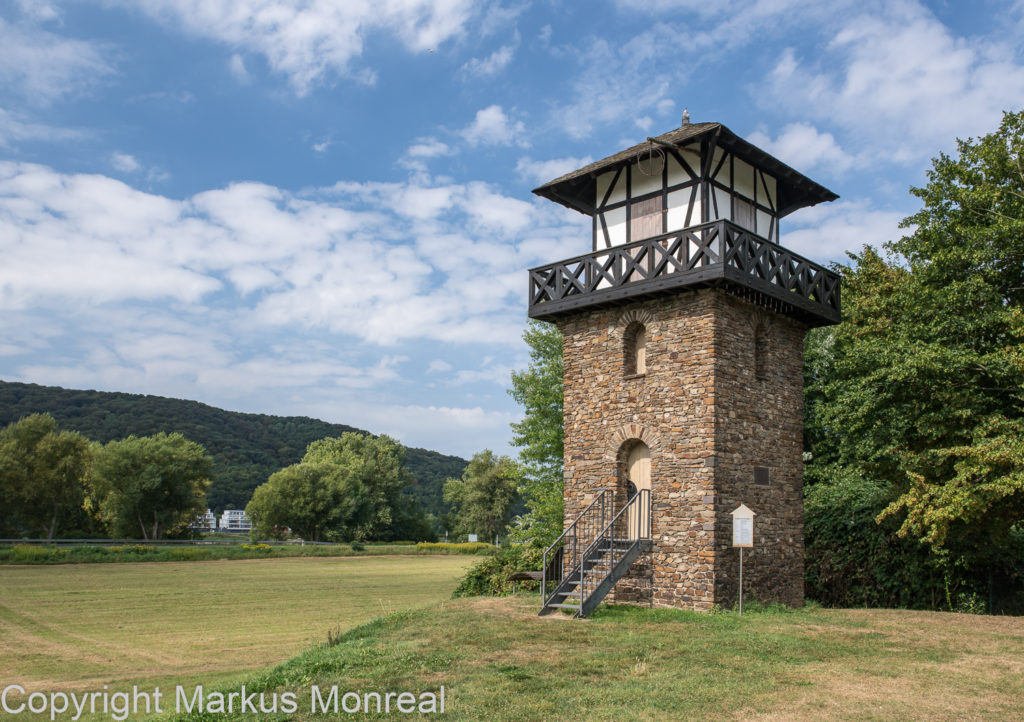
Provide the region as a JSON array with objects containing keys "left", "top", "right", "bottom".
[{"left": 508, "top": 570, "right": 543, "bottom": 593}]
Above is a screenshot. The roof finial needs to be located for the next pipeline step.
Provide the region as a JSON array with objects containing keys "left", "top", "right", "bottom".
[{"left": 681, "top": 108, "right": 690, "bottom": 125}]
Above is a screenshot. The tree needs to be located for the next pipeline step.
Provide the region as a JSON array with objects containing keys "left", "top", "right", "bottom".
[
  {"left": 89, "top": 433, "right": 213, "bottom": 539},
  {"left": 0, "top": 414, "right": 91, "bottom": 539},
  {"left": 301, "top": 432, "right": 417, "bottom": 540},
  {"left": 247, "top": 432, "right": 426, "bottom": 541},
  {"left": 245, "top": 462, "right": 372, "bottom": 541},
  {"left": 443, "top": 450, "right": 519, "bottom": 542},
  {"left": 507, "top": 320, "right": 564, "bottom": 545},
  {"left": 804, "top": 111, "right": 1024, "bottom": 609}
]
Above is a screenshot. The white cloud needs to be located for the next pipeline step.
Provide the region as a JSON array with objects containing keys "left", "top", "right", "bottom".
[
  {"left": 399, "top": 137, "right": 454, "bottom": 173},
  {"left": 459, "top": 37, "right": 517, "bottom": 79},
  {"left": 123, "top": 0, "right": 479, "bottom": 95},
  {"left": 549, "top": 25, "right": 680, "bottom": 139},
  {"left": 427, "top": 359, "right": 453, "bottom": 373},
  {"left": 0, "top": 158, "right": 585, "bottom": 457},
  {"left": 515, "top": 155, "right": 593, "bottom": 186},
  {"left": 0, "top": 107, "right": 84, "bottom": 148},
  {"left": 0, "top": 17, "right": 114, "bottom": 105},
  {"left": 352, "top": 402, "right": 517, "bottom": 456},
  {"left": 407, "top": 138, "right": 452, "bottom": 158},
  {"left": 110, "top": 152, "right": 141, "bottom": 173},
  {"left": 312, "top": 140, "right": 330, "bottom": 153},
  {"left": 782, "top": 199, "right": 907, "bottom": 262},
  {"left": 747, "top": 123, "right": 860, "bottom": 174},
  {"left": 764, "top": 4, "right": 1024, "bottom": 162},
  {"left": 460, "top": 105, "right": 529, "bottom": 148},
  {"left": 0, "top": 161, "right": 581, "bottom": 346},
  {"left": 13, "top": 1, "right": 61, "bottom": 22},
  {"left": 228, "top": 53, "right": 251, "bottom": 84}
]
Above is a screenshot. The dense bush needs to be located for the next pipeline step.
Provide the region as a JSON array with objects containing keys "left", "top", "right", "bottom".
[
  {"left": 452, "top": 544, "right": 544, "bottom": 597},
  {"left": 804, "top": 467, "right": 941, "bottom": 608},
  {"left": 805, "top": 466, "right": 1024, "bottom": 613}
]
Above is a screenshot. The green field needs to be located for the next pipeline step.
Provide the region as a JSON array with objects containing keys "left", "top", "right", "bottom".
[
  {"left": 179, "top": 596, "right": 1023, "bottom": 721},
  {"left": 4, "top": 560, "right": 1022, "bottom": 721},
  {"left": 0, "top": 556, "right": 473, "bottom": 698}
]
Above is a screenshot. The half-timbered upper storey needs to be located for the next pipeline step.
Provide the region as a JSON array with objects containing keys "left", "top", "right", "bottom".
[
  {"left": 528, "top": 121, "right": 842, "bottom": 326},
  {"left": 534, "top": 122, "right": 837, "bottom": 251}
]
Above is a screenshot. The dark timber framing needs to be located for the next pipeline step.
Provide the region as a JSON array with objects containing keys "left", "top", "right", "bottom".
[{"left": 527, "top": 219, "right": 841, "bottom": 327}]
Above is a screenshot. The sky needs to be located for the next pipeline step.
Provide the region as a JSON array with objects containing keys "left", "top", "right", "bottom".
[{"left": 1, "top": 0, "right": 1023, "bottom": 459}]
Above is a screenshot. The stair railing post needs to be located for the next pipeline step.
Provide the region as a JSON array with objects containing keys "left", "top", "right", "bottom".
[{"left": 541, "top": 550, "right": 546, "bottom": 601}]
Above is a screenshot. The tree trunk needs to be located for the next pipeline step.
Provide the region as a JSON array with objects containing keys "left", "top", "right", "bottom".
[
  {"left": 46, "top": 505, "right": 58, "bottom": 541},
  {"left": 152, "top": 510, "right": 160, "bottom": 541},
  {"left": 138, "top": 515, "right": 149, "bottom": 540}
]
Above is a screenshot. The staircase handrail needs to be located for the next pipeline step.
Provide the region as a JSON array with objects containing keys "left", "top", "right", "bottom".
[
  {"left": 541, "top": 489, "right": 610, "bottom": 603},
  {"left": 577, "top": 488, "right": 651, "bottom": 606}
]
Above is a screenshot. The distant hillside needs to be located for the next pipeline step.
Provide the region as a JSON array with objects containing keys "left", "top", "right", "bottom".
[{"left": 0, "top": 380, "right": 466, "bottom": 517}]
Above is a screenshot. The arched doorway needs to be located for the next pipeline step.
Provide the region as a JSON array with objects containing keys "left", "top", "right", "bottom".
[{"left": 625, "top": 442, "right": 650, "bottom": 539}]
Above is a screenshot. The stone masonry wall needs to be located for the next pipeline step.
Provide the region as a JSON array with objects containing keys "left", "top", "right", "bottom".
[
  {"left": 555, "top": 287, "right": 807, "bottom": 611},
  {"left": 711, "top": 293, "right": 807, "bottom": 607}
]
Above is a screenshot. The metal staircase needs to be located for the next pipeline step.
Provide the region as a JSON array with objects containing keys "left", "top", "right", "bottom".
[{"left": 539, "top": 488, "right": 651, "bottom": 618}]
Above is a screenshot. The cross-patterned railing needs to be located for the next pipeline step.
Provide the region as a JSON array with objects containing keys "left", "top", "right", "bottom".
[{"left": 527, "top": 219, "right": 840, "bottom": 325}]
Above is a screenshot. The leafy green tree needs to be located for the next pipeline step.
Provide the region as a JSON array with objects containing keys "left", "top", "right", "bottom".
[
  {"left": 245, "top": 463, "right": 372, "bottom": 541},
  {"left": 443, "top": 450, "right": 519, "bottom": 543},
  {"left": 507, "top": 320, "right": 564, "bottom": 545},
  {"left": 89, "top": 433, "right": 213, "bottom": 539},
  {"left": 301, "top": 432, "right": 417, "bottom": 540},
  {"left": 0, "top": 413, "right": 91, "bottom": 539},
  {"left": 805, "top": 111, "right": 1024, "bottom": 609}
]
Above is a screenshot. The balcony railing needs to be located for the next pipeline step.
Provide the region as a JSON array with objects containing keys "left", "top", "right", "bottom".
[{"left": 527, "top": 219, "right": 841, "bottom": 326}]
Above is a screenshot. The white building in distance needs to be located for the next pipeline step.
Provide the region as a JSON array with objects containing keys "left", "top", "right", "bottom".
[{"left": 219, "top": 509, "right": 252, "bottom": 533}]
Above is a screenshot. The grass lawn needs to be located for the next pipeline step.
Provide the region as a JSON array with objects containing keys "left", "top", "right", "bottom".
[
  {"left": 0, "top": 556, "right": 474, "bottom": 698},
  {"left": 168, "top": 595, "right": 1024, "bottom": 721}
]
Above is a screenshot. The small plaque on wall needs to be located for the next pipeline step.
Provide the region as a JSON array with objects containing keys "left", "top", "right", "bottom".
[{"left": 754, "top": 466, "right": 770, "bottom": 486}]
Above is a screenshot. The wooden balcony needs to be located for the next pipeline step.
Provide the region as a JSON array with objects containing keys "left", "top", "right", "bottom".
[{"left": 527, "top": 220, "right": 841, "bottom": 326}]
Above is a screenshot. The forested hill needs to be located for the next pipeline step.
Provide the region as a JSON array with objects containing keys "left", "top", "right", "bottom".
[{"left": 0, "top": 380, "right": 466, "bottom": 515}]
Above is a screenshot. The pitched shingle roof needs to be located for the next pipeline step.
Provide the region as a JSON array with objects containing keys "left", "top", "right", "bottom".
[{"left": 532, "top": 122, "right": 838, "bottom": 218}]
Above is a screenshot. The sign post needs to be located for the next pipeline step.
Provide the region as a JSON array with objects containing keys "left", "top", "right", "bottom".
[{"left": 731, "top": 504, "right": 755, "bottom": 615}]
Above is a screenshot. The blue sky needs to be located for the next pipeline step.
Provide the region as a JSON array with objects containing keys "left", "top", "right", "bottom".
[{"left": 1, "top": 0, "right": 1022, "bottom": 459}]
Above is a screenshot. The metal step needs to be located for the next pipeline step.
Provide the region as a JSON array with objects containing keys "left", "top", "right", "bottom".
[{"left": 546, "top": 603, "right": 581, "bottom": 609}]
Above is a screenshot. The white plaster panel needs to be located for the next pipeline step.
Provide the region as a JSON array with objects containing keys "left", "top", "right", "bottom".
[
  {"left": 734, "top": 157, "right": 756, "bottom": 200},
  {"left": 666, "top": 189, "right": 688, "bottom": 232},
  {"left": 609, "top": 170, "right": 627, "bottom": 205},
  {"left": 713, "top": 148, "right": 730, "bottom": 185},
  {"left": 762, "top": 172, "right": 777, "bottom": 211},
  {"left": 681, "top": 145, "right": 701, "bottom": 177},
  {"left": 713, "top": 187, "right": 731, "bottom": 221},
  {"left": 757, "top": 209, "right": 773, "bottom": 240},
  {"left": 631, "top": 161, "right": 661, "bottom": 198},
  {"left": 605, "top": 206, "right": 627, "bottom": 246},
  {"left": 596, "top": 170, "right": 614, "bottom": 207},
  {"left": 667, "top": 154, "right": 684, "bottom": 184}
]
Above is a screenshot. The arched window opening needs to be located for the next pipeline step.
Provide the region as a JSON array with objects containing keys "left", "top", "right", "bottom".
[{"left": 624, "top": 322, "right": 647, "bottom": 376}]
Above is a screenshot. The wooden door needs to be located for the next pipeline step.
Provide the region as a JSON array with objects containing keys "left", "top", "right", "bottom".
[{"left": 627, "top": 443, "right": 650, "bottom": 539}]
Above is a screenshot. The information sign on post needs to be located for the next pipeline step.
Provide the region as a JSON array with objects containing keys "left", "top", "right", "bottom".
[{"left": 731, "top": 504, "right": 755, "bottom": 614}]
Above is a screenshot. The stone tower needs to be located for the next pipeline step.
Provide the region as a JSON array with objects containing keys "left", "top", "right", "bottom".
[{"left": 530, "top": 121, "right": 840, "bottom": 612}]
